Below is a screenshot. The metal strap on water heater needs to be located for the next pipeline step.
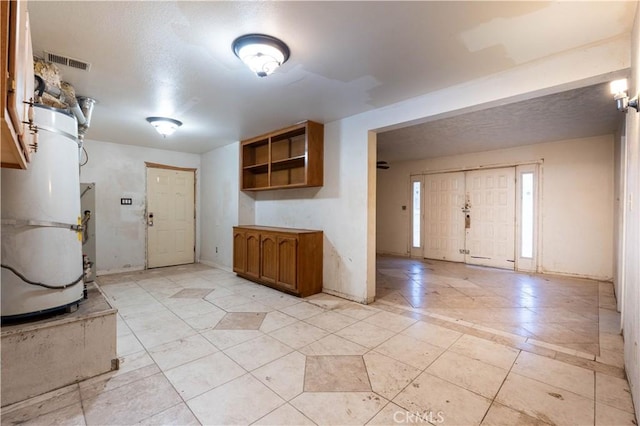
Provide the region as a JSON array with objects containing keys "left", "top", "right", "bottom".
[
  {"left": 35, "top": 123, "right": 81, "bottom": 146},
  {"left": 1, "top": 219, "right": 83, "bottom": 232}
]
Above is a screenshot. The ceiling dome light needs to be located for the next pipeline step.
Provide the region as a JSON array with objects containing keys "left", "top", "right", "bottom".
[
  {"left": 232, "top": 34, "right": 290, "bottom": 77},
  {"left": 146, "top": 117, "right": 182, "bottom": 138}
]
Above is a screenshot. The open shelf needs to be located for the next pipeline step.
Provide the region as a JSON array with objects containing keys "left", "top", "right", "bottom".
[
  {"left": 242, "top": 138, "right": 269, "bottom": 168},
  {"left": 243, "top": 162, "right": 269, "bottom": 172},
  {"left": 271, "top": 129, "right": 306, "bottom": 162},
  {"left": 271, "top": 155, "right": 305, "bottom": 171},
  {"left": 242, "top": 168, "right": 269, "bottom": 190},
  {"left": 240, "top": 121, "right": 323, "bottom": 191}
]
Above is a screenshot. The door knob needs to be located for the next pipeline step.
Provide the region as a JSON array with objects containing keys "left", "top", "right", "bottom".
[{"left": 148, "top": 212, "right": 154, "bottom": 227}]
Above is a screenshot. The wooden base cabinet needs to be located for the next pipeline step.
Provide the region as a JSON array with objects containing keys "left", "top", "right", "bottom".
[{"left": 233, "top": 226, "right": 322, "bottom": 297}]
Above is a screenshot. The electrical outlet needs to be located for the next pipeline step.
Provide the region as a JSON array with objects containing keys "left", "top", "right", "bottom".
[{"left": 120, "top": 198, "right": 132, "bottom": 205}]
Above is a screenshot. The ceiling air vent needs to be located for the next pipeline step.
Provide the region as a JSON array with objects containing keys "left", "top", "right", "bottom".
[{"left": 44, "top": 51, "right": 91, "bottom": 72}]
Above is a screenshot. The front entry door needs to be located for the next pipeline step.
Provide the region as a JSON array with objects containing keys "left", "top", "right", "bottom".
[
  {"left": 424, "top": 172, "right": 465, "bottom": 262},
  {"left": 147, "top": 166, "right": 195, "bottom": 268},
  {"left": 464, "top": 168, "right": 516, "bottom": 269},
  {"left": 423, "top": 167, "right": 516, "bottom": 270}
]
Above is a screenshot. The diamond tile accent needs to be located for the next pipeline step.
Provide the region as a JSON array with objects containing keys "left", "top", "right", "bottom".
[
  {"left": 214, "top": 312, "right": 266, "bottom": 330},
  {"left": 304, "top": 356, "right": 371, "bottom": 392},
  {"left": 170, "top": 288, "right": 213, "bottom": 299}
]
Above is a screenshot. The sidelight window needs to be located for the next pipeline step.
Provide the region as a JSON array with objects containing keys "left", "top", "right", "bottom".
[{"left": 521, "top": 172, "right": 534, "bottom": 259}]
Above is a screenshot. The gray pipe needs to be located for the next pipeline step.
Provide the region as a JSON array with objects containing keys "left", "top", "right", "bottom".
[
  {"left": 37, "top": 79, "right": 86, "bottom": 125},
  {"left": 69, "top": 104, "right": 86, "bottom": 126},
  {"left": 77, "top": 97, "right": 96, "bottom": 130},
  {"left": 34, "top": 76, "right": 97, "bottom": 137}
]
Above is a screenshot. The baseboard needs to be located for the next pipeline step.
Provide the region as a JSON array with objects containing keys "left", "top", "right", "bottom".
[
  {"left": 96, "top": 266, "right": 145, "bottom": 276},
  {"left": 539, "top": 268, "right": 613, "bottom": 282},
  {"left": 376, "top": 251, "right": 410, "bottom": 257},
  {"left": 199, "top": 259, "right": 233, "bottom": 273},
  {"left": 321, "top": 288, "right": 374, "bottom": 305}
]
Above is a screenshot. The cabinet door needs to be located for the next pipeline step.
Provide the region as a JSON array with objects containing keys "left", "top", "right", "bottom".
[
  {"left": 277, "top": 236, "right": 298, "bottom": 291},
  {"left": 1, "top": 0, "right": 33, "bottom": 168},
  {"left": 246, "top": 231, "right": 261, "bottom": 280},
  {"left": 260, "top": 234, "right": 277, "bottom": 284},
  {"left": 232, "top": 230, "right": 246, "bottom": 273}
]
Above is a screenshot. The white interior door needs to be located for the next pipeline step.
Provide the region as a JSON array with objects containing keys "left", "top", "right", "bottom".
[
  {"left": 147, "top": 167, "right": 195, "bottom": 268},
  {"left": 424, "top": 172, "right": 465, "bottom": 261},
  {"left": 465, "top": 167, "right": 516, "bottom": 269}
]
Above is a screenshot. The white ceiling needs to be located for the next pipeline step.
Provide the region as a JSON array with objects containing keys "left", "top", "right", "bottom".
[{"left": 28, "top": 1, "right": 636, "bottom": 156}]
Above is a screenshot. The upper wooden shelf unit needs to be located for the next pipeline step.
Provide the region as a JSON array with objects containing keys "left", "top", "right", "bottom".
[{"left": 241, "top": 120, "right": 323, "bottom": 191}]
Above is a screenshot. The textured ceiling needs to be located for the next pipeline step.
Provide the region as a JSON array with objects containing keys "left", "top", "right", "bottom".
[
  {"left": 377, "top": 83, "right": 623, "bottom": 162},
  {"left": 27, "top": 1, "right": 635, "bottom": 155}
]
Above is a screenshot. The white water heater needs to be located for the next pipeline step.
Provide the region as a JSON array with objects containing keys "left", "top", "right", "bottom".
[{"left": 1, "top": 105, "right": 84, "bottom": 320}]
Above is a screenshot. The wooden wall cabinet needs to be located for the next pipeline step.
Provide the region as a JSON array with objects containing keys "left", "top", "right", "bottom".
[
  {"left": 241, "top": 120, "right": 323, "bottom": 191},
  {"left": 1, "top": 0, "right": 34, "bottom": 169},
  {"left": 233, "top": 225, "right": 323, "bottom": 297}
]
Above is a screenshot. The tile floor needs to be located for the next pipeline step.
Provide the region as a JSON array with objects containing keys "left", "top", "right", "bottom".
[
  {"left": 2, "top": 257, "right": 637, "bottom": 425},
  {"left": 376, "top": 256, "right": 610, "bottom": 357}
]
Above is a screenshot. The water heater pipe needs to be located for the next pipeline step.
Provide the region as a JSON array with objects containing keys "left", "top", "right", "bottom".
[{"left": 34, "top": 75, "right": 87, "bottom": 126}]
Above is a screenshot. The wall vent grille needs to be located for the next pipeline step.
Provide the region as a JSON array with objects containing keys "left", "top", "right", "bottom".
[{"left": 44, "top": 51, "right": 91, "bottom": 72}]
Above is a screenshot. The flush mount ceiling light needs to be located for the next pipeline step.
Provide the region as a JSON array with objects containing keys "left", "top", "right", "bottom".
[
  {"left": 146, "top": 117, "right": 182, "bottom": 138},
  {"left": 232, "top": 34, "right": 290, "bottom": 77}
]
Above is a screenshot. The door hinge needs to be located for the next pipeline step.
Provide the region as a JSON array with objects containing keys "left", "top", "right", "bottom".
[
  {"left": 7, "top": 75, "right": 16, "bottom": 92},
  {"left": 459, "top": 249, "right": 470, "bottom": 254}
]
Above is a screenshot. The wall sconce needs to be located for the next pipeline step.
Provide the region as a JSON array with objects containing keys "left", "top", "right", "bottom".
[
  {"left": 232, "top": 34, "right": 290, "bottom": 77},
  {"left": 610, "top": 79, "right": 639, "bottom": 112},
  {"left": 146, "top": 117, "right": 182, "bottom": 137}
]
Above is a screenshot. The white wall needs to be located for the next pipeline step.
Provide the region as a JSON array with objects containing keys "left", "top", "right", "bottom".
[
  {"left": 252, "top": 119, "right": 373, "bottom": 302},
  {"left": 199, "top": 124, "right": 377, "bottom": 303},
  {"left": 198, "top": 125, "right": 375, "bottom": 304},
  {"left": 199, "top": 142, "right": 254, "bottom": 270},
  {"left": 198, "top": 121, "right": 376, "bottom": 303},
  {"left": 614, "top": 125, "right": 624, "bottom": 308},
  {"left": 620, "top": 1, "right": 640, "bottom": 415},
  {"left": 80, "top": 139, "right": 200, "bottom": 274},
  {"left": 377, "top": 136, "right": 615, "bottom": 280}
]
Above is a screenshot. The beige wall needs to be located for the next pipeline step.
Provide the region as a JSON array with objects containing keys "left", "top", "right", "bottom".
[{"left": 377, "top": 135, "right": 615, "bottom": 280}]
